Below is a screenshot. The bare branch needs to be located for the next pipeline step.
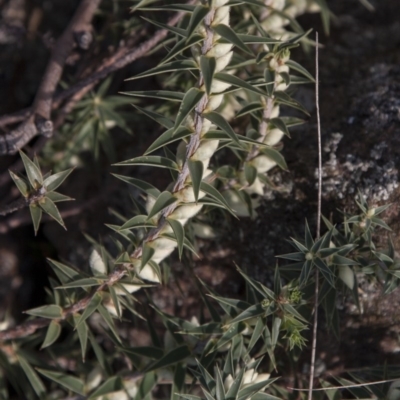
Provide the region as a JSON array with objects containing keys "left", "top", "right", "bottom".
[{"left": 0, "top": 0, "right": 101, "bottom": 155}]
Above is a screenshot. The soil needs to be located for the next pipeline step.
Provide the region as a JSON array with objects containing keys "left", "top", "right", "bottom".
[{"left": 1, "top": 0, "right": 400, "bottom": 396}]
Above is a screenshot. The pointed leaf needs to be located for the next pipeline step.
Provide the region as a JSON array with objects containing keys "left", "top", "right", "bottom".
[
  {"left": 214, "top": 24, "right": 253, "bottom": 55},
  {"left": 44, "top": 168, "right": 74, "bottom": 192},
  {"left": 96, "top": 305, "right": 122, "bottom": 345},
  {"left": 41, "top": 320, "right": 62, "bottom": 349},
  {"left": 120, "top": 215, "right": 156, "bottom": 231},
  {"left": 188, "top": 159, "right": 204, "bottom": 203},
  {"left": 286, "top": 59, "right": 315, "bottom": 82},
  {"left": 36, "top": 369, "right": 84, "bottom": 395},
  {"left": 126, "top": 60, "right": 198, "bottom": 80},
  {"left": 200, "top": 181, "right": 235, "bottom": 216},
  {"left": 29, "top": 205, "right": 42, "bottom": 235},
  {"left": 167, "top": 219, "right": 185, "bottom": 259},
  {"left": 147, "top": 191, "right": 177, "bottom": 220},
  {"left": 204, "top": 111, "right": 240, "bottom": 146},
  {"left": 261, "top": 148, "right": 287, "bottom": 170},
  {"left": 47, "top": 258, "right": 83, "bottom": 283},
  {"left": 9, "top": 170, "right": 30, "bottom": 197},
  {"left": 18, "top": 355, "right": 46, "bottom": 398},
  {"left": 144, "top": 345, "right": 191, "bottom": 372},
  {"left": 46, "top": 192, "right": 74, "bottom": 203},
  {"left": 229, "top": 303, "right": 267, "bottom": 324},
  {"left": 270, "top": 118, "right": 290, "bottom": 137},
  {"left": 186, "top": 5, "right": 209, "bottom": 39},
  {"left": 25, "top": 304, "right": 62, "bottom": 319},
  {"left": 236, "top": 102, "right": 264, "bottom": 118},
  {"left": 145, "top": 127, "right": 192, "bottom": 155},
  {"left": 75, "top": 292, "right": 102, "bottom": 328},
  {"left": 39, "top": 197, "right": 65, "bottom": 229},
  {"left": 244, "top": 164, "right": 257, "bottom": 186},
  {"left": 115, "top": 155, "right": 179, "bottom": 171},
  {"left": 141, "top": 245, "right": 155, "bottom": 270},
  {"left": 88, "top": 376, "right": 123, "bottom": 399},
  {"left": 174, "top": 88, "right": 204, "bottom": 132},
  {"left": 72, "top": 315, "right": 88, "bottom": 361},
  {"left": 214, "top": 72, "right": 267, "bottom": 97},
  {"left": 132, "top": 104, "right": 174, "bottom": 129},
  {"left": 200, "top": 56, "right": 216, "bottom": 96},
  {"left": 121, "top": 90, "right": 184, "bottom": 102},
  {"left": 19, "top": 151, "right": 43, "bottom": 187},
  {"left": 58, "top": 277, "right": 102, "bottom": 289},
  {"left": 111, "top": 174, "right": 160, "bottom": 198}
]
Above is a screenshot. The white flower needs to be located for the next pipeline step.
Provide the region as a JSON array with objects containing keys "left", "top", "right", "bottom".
[{"left": 89, "top": 249, "right": 107, "bottom": 276}]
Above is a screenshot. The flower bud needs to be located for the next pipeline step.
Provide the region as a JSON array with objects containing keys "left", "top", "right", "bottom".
[
  {"left": 212, "top": 6, "right": 230, "bottom": 26},
  {"left": 191, "top": 140, "right": 219, "bottom": 161},
  {"left": 215, "top": 51, "right": 233, "bottom": 72},
  {"left": 207, "top": 43, "right": 233, "bottom": 59},
  {"left": 264, "top": 128, "right": 284, "bottom": 146}
]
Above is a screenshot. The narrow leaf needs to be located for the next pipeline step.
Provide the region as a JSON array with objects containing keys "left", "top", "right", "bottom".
[
  {"left": 25, "top": 304, "right": 62, "bottom": 319},
  {"left": 115, "top": 155, "right": 179, "bottom": 171},
  {"left": 188, "top": 159, "right": 204, "bottom": 203},
  {"left": 174, "top": 88, "right": 204, "bottom": 132},
  {"left": 214, "top": 24, "right": 253, "bottom": 55},
  {"left": 39, "top": 197, "right": 65, "bottom": 229},
  {"left": 204, "top": 111, "right": 240, "bottom": 145},
  {"left": 18, "top": 355, "right": 46, "bottom": 398},
  {"left": 41, "top": 320, "right": 62, "bottom": 349},
  {"left": 19, "top": 150, "right": 43, "bottom": 187},
  {"left": 44, "top": 168, "right": 74, "bottom": 192},
  {"left": 167, "top": 219, "right": 185, "bottom": 259},
  {"left": 147, "top": 191, "right": 177, "bottom": 221},
  {"left": 200, "top": 56, "right": 216, "bottom": 95},
  {"left": 29, "top": 205, "right": 42, "bottom": 236},
  {"left": 36, "top": 369, "right": 84, "bottom": 395}
]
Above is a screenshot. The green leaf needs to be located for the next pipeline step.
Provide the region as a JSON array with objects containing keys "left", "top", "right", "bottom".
[
  {"left": 19, "top": 151, "right": 43, "bottom": 188},
  {"left": 244, "top": 164, "right": 257, "bottom": 186},
  {"left": 247, "top": 317, "right": 265, "bottom": 353},
  {"left": 75, "top": 292, "right": 102, "bottom": 328},
  {"left": 44, "top": 168, "right": 74, "bottom": 192},
  {"left": 96, "top": 305, "right": 122, "bottom": 344},
  {"left": 45, "top": 192, "right": 74, "bottom": 203},
  {"left": 214, "top": 72, "right": 267, "bottom": 97},
  {"left": 119, "top": 346, "right": 164, "bottom": 360},
  {"left": 36, "top": 369, "right": 84, "bottom": 395},
  {"left": 237, "top": 377, "right": 276, "bottom": 400},
  {"left": 225, "top": 368, "right": 245, "bottom": 399},
  {"left": 112, "top": 174, "right": 160, "bottom": 198},
  {"left": 174, "top": 88, "right": 204, "bottom": 132},
  {"left": 147, "top": 191, "right": 177, "bottom": 221},
  {"left": 120, "top": 215, "right": 156, "bottom": 231},
  {"left": 41, "top": 320, "right": 62, "bottom": 349},
  {"left": 264, "top": 69, "right": 275, "bottom": 96},
  {"left": 162, "top": 34, "right": 203, "bottom": 64},
  {"left": 145, "top": 127, "right": 192, "bottom": 155},
  {"left": 29, "top": 205, "right": 42, "bottom": 236},
  {"left": 214, "top": 24, "right": 253, "bottom": 55},
  {"left": 236, "top": 102, "right": 264, "bottom": 118},
  {"left": 261, "top": 147, "right": 287, "bottom": 170},
  {"left": 39, "top": 197, "right": 65, "bottom": 229},
  {"left": 229, "top": 303, "right": 267, "bottom": 324},
  {"left": 126, "top": 60, "right": 198, "bottom": 80},
  {"left": 204, "top": 111, "right": 240, "bottom": 146},
  {"left": 144, "top": 345, "right": 191, "bottom": 372},
  {"left": 188, "top": 159, "right": 204, "bottom": 203},
  {"left": 9, "top": 170, "right": 30, "bottom": 197},
  {"left": 131, "top": 104, "right": 174, "bottom": 129},
  {"left": 215, "top": 366, "right": 225, "bottom": 400},
  {"left": 270, "top": 118, "right": 290, "bottom": 137},
  {"left": 121, "top": 90, "right": 184, "bottom": 102},
  {"left": 200, "top": 181, "right": 235, "bottom": 216},
  {"left": 58, "top": 277, "right": 102, "bottom": 289},
  {"left": 238, "top": 34, "right": 279, "bottom": 45},
  {"left": 314, "top": 257, "right": 335, "bottom": 288},
  {"left": 73, "top": 315, "right": 88, "bottom": 361},
  {"left": 286, "top": 59, "right": 315, "bottom": 82},
  {"left": 140, "top": 16, "right": 186, "bottom": 37},
  {"left": 332, "top": 255, "right": 359, "bottom": 266},
  {"left": 25, "top": 304, "right": 62, "bottom": 319},
  {"left": 338, "top": 265, "right": 354, "bottom": 289},
  {"left": 186, "top": 5, "right": 209, "bottom": 39},
  {"left": 47, "top": 258, "right": 83, "bottom": 283},
  {"left": 141, "top": 245, "right": 155, "bottom": 270},
  {"left": 115, "top": 155, "right": 179, "bottom": 171},
  {"left": 200, "top": 56, "right": 216, "bottom": 96},
  {"left": 18, "top": 355, "right": 46, "bottom": 398},
  {"left": 89, "top": 376, "right": 123, "bottom": 399},
  {"left": 134, "top": 371, "right": 157, "bottom": 400},
  {"left": 167, "top": 219, "right": 185, "bottom": 259}
]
